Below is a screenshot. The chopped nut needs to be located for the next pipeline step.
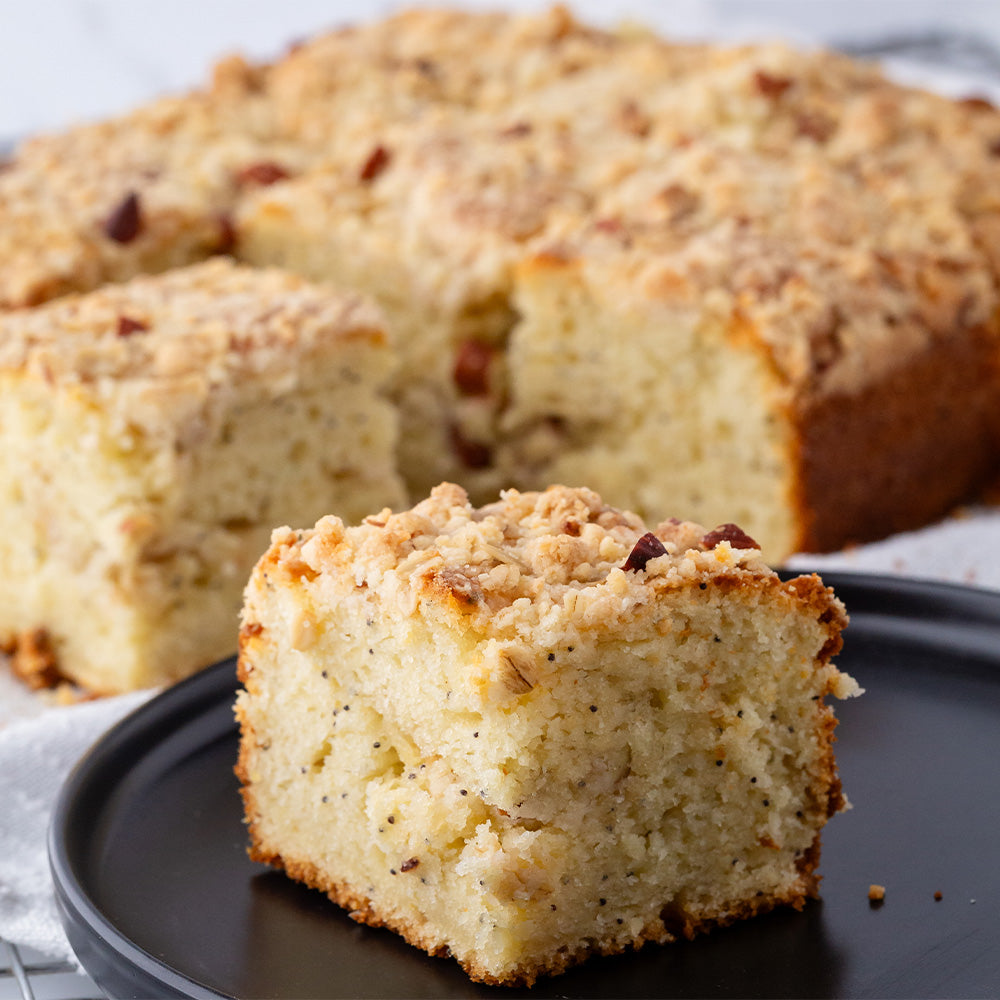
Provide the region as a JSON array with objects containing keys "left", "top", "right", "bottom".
[
  {"left": 453, "top": 340, "right": 495, "bottom": 396},
  {"left": 116, "top": 315, "right": 148, "bottom": 338},
  {"left": 618, "top": 98, "right": 651, "bottom": 137},
  {"left": 359, "top": 145, "right": 392, "bottom": 183},
  {"left": 868, "top": 884, "right": 886, "bottom": 904},
  {"left": 621, "top": 532, "right": 667, "bottom": 572},
  {"left": 104, "top": 191, "right": 143, "bottom": 243},
  {"left": 753, "top": 70, "right": 793, "bottom": 99},
  {"left": 499, "top": 121, "right": 533, "bottom": 138},
  {"left": 236, "top": 161, "right": 291, "bottom": 187},
  {"left": 435, "top": 565, "right": 484, "bottom": 605},
  {"left": 594, "top": 217, "right": 625, "bottom": 235},
  {"left": 658, "top": 183, "right": 700, "bottom": 222},
  {"left": 701, "top": 524, "right": 761, "bottom": 550},
  {"left": 215, "top": 213, "right": 237, "bottom": 254},
  {"left": 449, "top": 425, "right": 492, "bottom": 469},
  {"left": 498, "top": 649, "right": 535, "bottom": 695},
  {"left": 796, "top": 111, "right": 837, "bottom": 142}
]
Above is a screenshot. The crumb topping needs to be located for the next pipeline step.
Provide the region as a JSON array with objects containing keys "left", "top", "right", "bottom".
[
  {"left": 0, "top": 258, "right": 386, "bottom": 387},
  {"left": 280, "top": 484, "right": 849, "bottom": 664},
  {"left": 0, "top": 6, "right": 995, "bottom": 411}
]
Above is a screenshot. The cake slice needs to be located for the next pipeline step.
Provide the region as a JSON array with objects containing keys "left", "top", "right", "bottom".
[
  {"left": 235, "top": 483, "right": 859, "bottom": 986},
  {"left": 0, "top": 258, "right": 403, "bottom": 694}
]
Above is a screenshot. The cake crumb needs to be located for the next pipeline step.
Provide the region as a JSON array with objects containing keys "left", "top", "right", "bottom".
[
  {"left": 868, "top": 884, "right": 886, "bottom": 905},
  {"left": 933, "top": 891, "right": 943, "bottom": 901}
]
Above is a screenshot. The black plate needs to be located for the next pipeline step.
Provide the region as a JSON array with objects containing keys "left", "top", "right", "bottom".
[{"left": 49, "top": 570, "right": 1000, "bottom": 999}]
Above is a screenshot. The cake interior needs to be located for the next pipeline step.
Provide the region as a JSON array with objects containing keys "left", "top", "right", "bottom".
[
  {"left": 0, "top": 355, "right": 400, "bottom": 693},
  {"left": 500, "top": 257, "right": 799, "bottom": 557},
  {"left": 237, "top": 539, "right": 848, "bottom": 984}
]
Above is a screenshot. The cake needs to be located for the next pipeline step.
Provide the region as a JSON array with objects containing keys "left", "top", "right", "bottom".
[
  {"left": 2, "top": 7, "right": 999, "bottom": 560},
  {"left": 0, "top": 258, "right": 403, "bottom": 693},
  {"left": 235, "top": 483, "right": 859, "bottom": 986},
  {"left": 235, "top": 13, "right": 1000, "bottom": 554}
]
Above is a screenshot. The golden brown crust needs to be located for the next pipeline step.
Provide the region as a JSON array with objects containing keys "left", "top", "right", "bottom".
[
  {"left": 790, "top": 314, "right": 1000, "bottom": 552},
  {"left": 243, "top": 819, "right": 825, "bottom": 988}
]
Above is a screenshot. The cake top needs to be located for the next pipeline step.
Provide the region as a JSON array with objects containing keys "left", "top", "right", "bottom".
[
  {"left": 240, "top": 8, "right": 1000, "bottom": 395},
  {"left": 0, "top": 79, "right": 307, "bottom": 309},
  {"left": 268, "top": 484, "right": 851, "bottom": 689},
  {"left": 0, "top": 258, "right": 387, "bottom": 437},
  {"left": 4, "top": 6, "right": 998, "bottom": 403}
]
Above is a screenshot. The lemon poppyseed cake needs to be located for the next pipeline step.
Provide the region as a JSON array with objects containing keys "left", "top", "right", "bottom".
[
  {"left": 235, "top": 12, "right": 1000, "bottom": 554},
  {"left": 0, "top": 258, "right": 403, "bottom": 693},
  {"left": 3, "top": 8, "right": 999, "bottom": 561},
  {"left": 235, "top": 483, "right": 859, "bottom": 986}
]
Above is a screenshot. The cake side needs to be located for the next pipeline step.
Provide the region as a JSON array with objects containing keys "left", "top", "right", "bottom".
[
  {"left": 0, "top": 260, "right": 403, "bottom": 693},
  {"left": 235, "top": 483, "right": 858, "bottom": 985},
  {"left": 499, "top": 247, "right": 802, "bottom": 558}
]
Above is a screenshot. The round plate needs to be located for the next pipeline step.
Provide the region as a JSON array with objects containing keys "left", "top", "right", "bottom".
[{"left": 49, "top": 570, "right": 1000, "bottom": 998}]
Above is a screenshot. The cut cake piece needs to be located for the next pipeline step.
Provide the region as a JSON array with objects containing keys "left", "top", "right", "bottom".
[
  {"left": 500, "top": 167, "right": 1000, "bottom": 556},
  {"left": 235, "top": 483, "right": 859, "bottom": 987},
  {"left": 0, "top": 258, "right": 403, "bottom": 694},
  {"left": 0, "top": 68, "right": 302, "bottom": 310}
]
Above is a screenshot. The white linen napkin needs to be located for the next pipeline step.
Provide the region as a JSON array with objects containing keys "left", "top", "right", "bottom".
[
  {"left": 0, "top": 688, "right": 154, "bottom": 964},
  {"left": 786, "top": 506, "right": 1000, "bottom": 591}
]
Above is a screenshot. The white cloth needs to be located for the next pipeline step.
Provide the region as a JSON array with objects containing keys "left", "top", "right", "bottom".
[
  {"left": 786, "top": 506, "right": 1000, "bottom": 590},
  {"left": 0, "top": 690, "right": 154, "bottom": 964}
]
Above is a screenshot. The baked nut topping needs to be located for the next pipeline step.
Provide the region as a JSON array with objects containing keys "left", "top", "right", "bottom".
[
  {"left": 236, "top": 161, "right": 292, "bottom": 186},
  {"left": 453, "top": 339, "right": 495, "bottom": 396},
  {"left": 103, "top": 191, "right": 143, "bottom": 244},
  {"left": 702, "top": 524, "right": 762, "bottom": 551},
  {"left": 359, "top": 144, "right": 392, "bottom": 183},
  {"left": 621, "top": 531, "right": 668, "bottom": 572}
]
